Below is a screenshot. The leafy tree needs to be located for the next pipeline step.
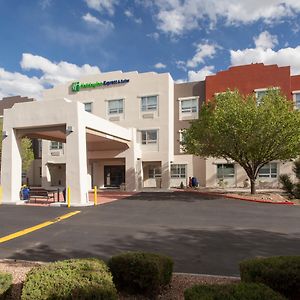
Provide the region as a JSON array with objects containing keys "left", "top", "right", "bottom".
[
  {"left": 182, "top": 89, "right": 300, "bottom": 194},
  {"left": 0, "top": 119, "right": 34, "bottom": 174}
]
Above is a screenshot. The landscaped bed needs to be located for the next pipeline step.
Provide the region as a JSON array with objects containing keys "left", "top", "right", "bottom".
[{"left": 0, "top": 259, "right": 239, "bottom": 300}]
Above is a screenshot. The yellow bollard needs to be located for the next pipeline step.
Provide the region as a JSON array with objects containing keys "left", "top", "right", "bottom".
[
  {"left": 94, "top": 186, "right": 97, "bottom": 206},
  {"left": 67, "top": 187, "right": 71, "bottom": 208},
  {"left": 0, "top": 186, "right": 2, "bottom": 205}
]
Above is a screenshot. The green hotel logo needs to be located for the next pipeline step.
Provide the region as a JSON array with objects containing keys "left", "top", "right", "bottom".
[{"left": 71, "top": 79, "right": 129, "bottom": 92}]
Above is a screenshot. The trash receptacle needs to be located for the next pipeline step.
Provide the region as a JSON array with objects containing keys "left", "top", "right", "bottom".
[{"left": 20, "top": 185, "right": 30, "bottom": 200}]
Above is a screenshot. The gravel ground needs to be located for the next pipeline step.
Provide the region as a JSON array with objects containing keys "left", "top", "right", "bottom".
[{"left": 0, "top": 259, "right": 240, "bottom": 300}]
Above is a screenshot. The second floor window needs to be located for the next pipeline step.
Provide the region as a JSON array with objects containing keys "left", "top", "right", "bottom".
[
  {"left": 108, "top": 99, "right": 123, "bottom": 114},
  {"left": 50, "top": 141, "right": 63, "bottom": 150},
  {"left": 294, "top": 92, "right": 300, "bottom": 109},
  {"left": 84, "top": 102, "right": 92, "bottom": 112},
  {"left": 181, "top": 98, "right": 198, "bottom": 113},
  {"left": 141, "top": 96, "right": 157, "bottom": 111},
  {"left": 141, "top": 130, "right": 158, "bottom": 144}
]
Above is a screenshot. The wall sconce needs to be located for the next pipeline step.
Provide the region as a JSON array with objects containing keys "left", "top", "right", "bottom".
[
  {"left": 2, "top": 131, "right": 8, "bottom": 138},
  {"left": 66, "top": 126, "right": 73, "bottom": 134}
]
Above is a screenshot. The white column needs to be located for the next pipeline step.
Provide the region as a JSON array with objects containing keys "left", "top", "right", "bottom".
[
  {"left": 161, "top": 160, "right": 171, "bottom": 189},
  {"left": 125, "top": 128, "right": 141, "bottom": 191},
  {"left": 65, "top": 123, "right": 89, "bottom": 206},
  {"left": 1, "top": 128, "right": 22, "bottom": 204}
]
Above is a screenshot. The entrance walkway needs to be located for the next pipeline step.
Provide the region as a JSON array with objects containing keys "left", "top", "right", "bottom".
[{"left": 22, "top": 190, "right": 137, "bottom": 206}]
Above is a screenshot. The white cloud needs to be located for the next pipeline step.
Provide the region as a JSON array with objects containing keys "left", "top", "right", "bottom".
[
  {"left": 188, "top": 66, "right": 215, "bottom": 81},
  {"left": 84, "top": 0, "right": 118, "bottom": 15},
  {"left": 124, "top": 9, "right": 142, "bottom": 24},
  {"left": 147, "top": 32, "right": 159, "bottom": 40},
  {"left": 0, "top": 53, "right": 101, "bottom": 100},
  {"left": 187, "top": 43, "right": 217, "bottom": 68},
  {"left": 144, "top": 0, "right": 300, "bottom": 35},
  {"left": 82, "top": 13, "right": 114, "bottom": 29},
  {"left": 82, "top": 13, "right": 101, "bottom": 25},
  {"left": 154, "top": 62, "right": 166, "bottom": 69},
  {"left": 230, "top": 45, "right": 300, "bottom": 75},
  {"left": 254, "top": 31, "right": 278, "bottom": 49},
  {"left": 0, "top": 68, "right": 44, "bottom": 100}
]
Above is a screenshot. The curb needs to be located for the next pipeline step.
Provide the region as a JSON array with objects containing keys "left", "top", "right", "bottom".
[{"left": 182, "top": 190, "right": 295, "bottom": 205}]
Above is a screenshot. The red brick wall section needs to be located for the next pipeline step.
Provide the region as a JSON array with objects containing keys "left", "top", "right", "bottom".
[
  {"left": 291, "top": 75, "right": 300, "bottom": 92},
  {"left": 205, "top": 63, "right": 292, "bottom": 102}
]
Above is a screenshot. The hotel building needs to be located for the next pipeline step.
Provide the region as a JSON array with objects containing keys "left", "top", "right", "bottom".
[{"left": 1, "top": 63, "right": 299, "bottom": 205}]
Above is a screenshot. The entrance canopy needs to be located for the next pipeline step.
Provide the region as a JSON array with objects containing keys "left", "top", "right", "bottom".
[{"left": 1, "top": 98, "right": 133, "bottom": 206}]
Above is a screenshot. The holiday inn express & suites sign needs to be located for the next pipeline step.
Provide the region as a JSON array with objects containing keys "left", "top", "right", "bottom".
[{"left": 71, "top": 79, "right": 130, "bottom": 92}]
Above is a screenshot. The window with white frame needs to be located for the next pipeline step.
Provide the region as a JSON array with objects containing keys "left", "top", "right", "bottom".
[
  {"left": 181, "top": 98, "right": 198, "bottom": 113},
  {"left": 217, "top": 164, "right": 235, "bottom": 179},
  {"left": 50, "top": 141, "right": 63, "bottom": 150},
  {"left": 171, "top": 164, "right": 187, "bottom": 178},
  {"left": 141, "top": 95, "right": 157, "bottom": 112},
  {"left": 141, "top": 130, "right": 158, "bottom": 144},
  {"left": 148, "top": 166, "right": 161, "bottom": 178},
  {"left": 108, "top": 99, "right": 124, "bottom": 114},
  {"left": 84, "top": 102, "right": 92, "bottom": 112},
  {"left": 293, "top": 92, "right": 300, "bottom": 109},
  {"left": 255, "top": 88, "right": 279, "bottom": 105},
  {"left": 258, "top": 163, "right": 277, "bottom": 178}
]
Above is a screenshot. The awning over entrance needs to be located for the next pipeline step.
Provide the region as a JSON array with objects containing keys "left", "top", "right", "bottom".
[{"left": 1, "top": 98, "right": 134, "bottom": 206}]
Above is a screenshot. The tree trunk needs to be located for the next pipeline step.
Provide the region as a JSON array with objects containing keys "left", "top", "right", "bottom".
[{"left": 250, "top": 178, "right": 256, "bottom": 194}]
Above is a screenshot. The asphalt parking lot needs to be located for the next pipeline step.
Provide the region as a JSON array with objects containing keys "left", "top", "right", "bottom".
[{"left": 0, "top": 192, "right": 299, "bottom": 276}]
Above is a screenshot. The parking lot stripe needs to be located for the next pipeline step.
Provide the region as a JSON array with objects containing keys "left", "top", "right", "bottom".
[{"left": 0, "top": 211, "right": 81, "bottom": 244}]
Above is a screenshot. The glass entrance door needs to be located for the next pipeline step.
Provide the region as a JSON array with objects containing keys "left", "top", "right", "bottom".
[{"left": 104, "top": 166, "right": 125, "bottom": 187}]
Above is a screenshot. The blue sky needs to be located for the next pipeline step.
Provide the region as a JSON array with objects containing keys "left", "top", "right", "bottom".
[{"left": 1, "top": 0, "right": 300, "bottom": 99}]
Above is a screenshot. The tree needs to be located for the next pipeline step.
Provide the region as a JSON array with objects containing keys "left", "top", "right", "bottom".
[
  {"left": 0, "top": 119, "right": 34, "bottom": 175},
  {"left": 182, "top": 89, "right": 300, "bottom": 194}
]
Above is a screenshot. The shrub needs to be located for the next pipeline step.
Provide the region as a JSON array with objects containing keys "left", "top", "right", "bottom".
[
  {"left": 21, "top": 258, "right": 117, "bottom": 300},
  {"left": 108, "top": 251, "right": 173, "bottom": 297},
  {"left": 184, "top": 283, "right": 287, "bottom": 300},
  {"left": 0, "top": 272, "right": 12, "bottom": 300},
  {"left": 280, "top": 159, "right": 300, "bottom": 198},
  {"left": 240, "top": 256, "right": 300, "bottom": 300}
]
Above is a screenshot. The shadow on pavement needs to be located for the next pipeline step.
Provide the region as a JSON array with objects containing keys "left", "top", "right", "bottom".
[
  {"left": 122, "top": 192, "right": 221, "bottom": 202},
  {"left": 9, "top": 228, "right": 300, "bottom": 276}
]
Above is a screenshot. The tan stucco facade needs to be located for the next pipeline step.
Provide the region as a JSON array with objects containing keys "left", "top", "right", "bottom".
[{"left": 1, "top": 69, "right": 295, "bottom": 206}]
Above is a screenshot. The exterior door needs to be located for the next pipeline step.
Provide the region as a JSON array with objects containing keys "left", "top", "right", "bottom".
[{"left": 104, "top": 166, "right": 125, "bottom": 187}]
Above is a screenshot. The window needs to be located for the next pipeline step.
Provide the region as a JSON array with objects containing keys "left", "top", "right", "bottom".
[
  {"left": 255, "top": 88, "right": 279, "bottom": 105},
  {"left": 255, "top": 90, "right": 267, "bottom": 105},
  {"left": 148, "top": 166, "right": 161, "bottom": 178},
  {"left": 258, "top": 163, "right": 277, "bottom": 178},
  {"left": 181, "top": 98, "right": 198, "bottom": 113},
  {"left": 50, "top": 141, "right": 63, "bottom": 150},
  {"left": 141, "top": 130, "right": 158, "bottom": 144},
  {"left": 293, "top": 92, "right": 300, "bottom": 109},
  {"left": 141, "top": 96, "right": 157, "bottom": 112},
  {"left": 171, "top": 164, "right": 186, "bottom": 178},
  {"left": 84, "top": 102, "right": 92, "bottom": 112},
  {"left": 108, "top": 99, "right": 123, "bottom": 114},
  {"left": 217, "top": 164, "right": 235, "bottom": 179}
]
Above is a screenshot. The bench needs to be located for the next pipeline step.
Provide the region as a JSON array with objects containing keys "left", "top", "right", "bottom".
[{"left": 29, "top": 188, "right": 55, "bottom": 203}]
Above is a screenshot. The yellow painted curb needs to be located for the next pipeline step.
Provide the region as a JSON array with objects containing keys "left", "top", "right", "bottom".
[{"left": 0, "top": 211, "right": 81, "bottom": 244}]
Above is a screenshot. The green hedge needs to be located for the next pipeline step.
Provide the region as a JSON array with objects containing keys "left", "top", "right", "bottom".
[
  {"left": 184, "top": 283, "right": 287, "bottom": 300},
  {"left": 21, "top": 258, "right": 117, "bottom": 300},
  {"left": 240, "top": 256, "right": 300, "bottom": 300},
  {"left": 0, "top": 272, "right": 12, "bottom": 300},
  {"left": 108, "top": 251, "right": 173, "bottom": 297}
]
